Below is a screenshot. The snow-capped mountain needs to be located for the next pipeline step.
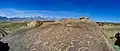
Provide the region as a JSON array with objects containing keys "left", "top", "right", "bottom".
[
  {"left": 0, "top": 8, "right": 73, "bottom": 21},
  {"left": 0, "top": 15, "right": 57, "bottom": 21}
]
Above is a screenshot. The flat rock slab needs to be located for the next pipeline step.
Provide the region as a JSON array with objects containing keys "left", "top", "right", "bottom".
[{"left": 1, "top": 22, "right": 114, "bottom": 51}]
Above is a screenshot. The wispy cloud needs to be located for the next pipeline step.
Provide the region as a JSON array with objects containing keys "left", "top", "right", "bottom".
[{"left": 0, "top": 8, "right": 90, "bottom": 18}]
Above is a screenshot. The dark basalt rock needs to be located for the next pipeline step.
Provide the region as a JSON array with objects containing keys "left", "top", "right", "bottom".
[{"left": 0, "top": 41, "right": 10, "bottom": 51}]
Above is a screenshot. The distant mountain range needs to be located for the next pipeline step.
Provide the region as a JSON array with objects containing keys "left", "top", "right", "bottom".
[{"left": 0, "top": 16, "right": 68, "bottom": 22}]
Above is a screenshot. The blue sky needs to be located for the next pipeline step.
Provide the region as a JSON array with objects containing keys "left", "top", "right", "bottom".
[{"left": 0, "top": 0, "right": 120, "bottom": 22}]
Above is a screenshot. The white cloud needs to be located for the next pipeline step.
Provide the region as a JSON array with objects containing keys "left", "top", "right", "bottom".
[{"left": 0, "top": 8, "right": 90, "bottom": 18}]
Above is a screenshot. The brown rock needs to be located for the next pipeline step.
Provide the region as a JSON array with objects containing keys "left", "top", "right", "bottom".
[
  {"left": 1, "top": 19, "right": 115, "bottom": 51},
  {"left": 27, "top": 20, "right": 43, "bottom": 28}
]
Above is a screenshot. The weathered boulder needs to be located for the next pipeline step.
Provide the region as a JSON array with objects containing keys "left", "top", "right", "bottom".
[
  {"left": 27, "top": 20, "right": 43, "bottom": 28},
  {"left": 79, "top": 16, "right": 92, "bottom": 22},
  {"left": 1, "top": 19, "right": 115, "bottom": 51}
]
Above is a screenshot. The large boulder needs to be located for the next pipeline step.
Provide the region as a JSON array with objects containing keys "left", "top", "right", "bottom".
[
  {"left": 27, "top": 20, "right": 43, "bottom": 28},
  {"left": 1, "top": 19, "right": 115, "bottom": 51},
  {"left": 79, "top": 16, "right": 91, "bottom": 22}
]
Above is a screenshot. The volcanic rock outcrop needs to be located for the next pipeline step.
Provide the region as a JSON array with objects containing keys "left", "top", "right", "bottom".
[{"left": 1, "top": 18, "right": 115, "bottom": 51}]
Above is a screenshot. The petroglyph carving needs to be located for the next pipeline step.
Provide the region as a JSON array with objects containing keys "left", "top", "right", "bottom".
[
  {"left": 87, "top": 41, "right": 90, "bottom": 46},
  {"left": 31, "top": 48, "right": 37, "bottom": 51},
  {"left": 42, "top": 42, "right": 49, "bottom": 47},
  {"left": 1, "top": 18, "right": 114, "bottom": 51},
  {"left": 56, "top": 43, "right": 65, "bottom": 50},
  {"left": 59, "top": 41, "right": 62, "bottom": 43},
  {"left": 34, "top": 40, "right": 42, "bottom": 45},
  {"left": 71, "top": 41, "right": 73, "bottom": 45},
  {"left": 79, "top": 41, "right": 86, "bottom": 45},
  {"left": 86, "top": 34, "right": 92, "bottom": 39},
  {"left": 62, "top": 46, "right": 71, "bottom": 51},
  {"left": 78, "top": 47, "right": 88, "bottom": 51},
  {"left": 0, "top": 28, "right": 8, "bottom": 39}
]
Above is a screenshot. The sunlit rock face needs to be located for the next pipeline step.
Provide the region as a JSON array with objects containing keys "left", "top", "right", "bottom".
[
  {"left": 27, "top": 20, "right": 43, "bottom": 28},
  {"left": 1, "top": 18, "right": 114, "bottom": 51}
]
